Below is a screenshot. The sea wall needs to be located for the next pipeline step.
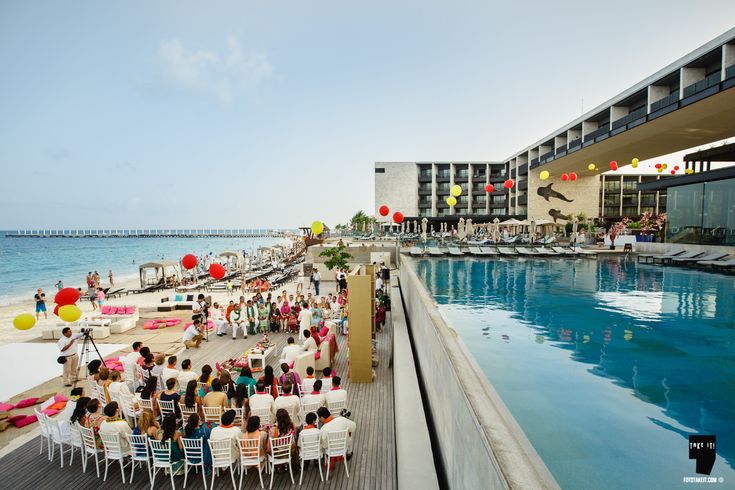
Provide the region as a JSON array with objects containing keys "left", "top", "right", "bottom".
[{"left": 400, "top": 257, "right": 559, "bottom": 490}]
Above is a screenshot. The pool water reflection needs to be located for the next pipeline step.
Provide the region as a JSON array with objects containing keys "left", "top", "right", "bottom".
[{"left": 415, "top": 258, "right": 735, "bottom": 490}]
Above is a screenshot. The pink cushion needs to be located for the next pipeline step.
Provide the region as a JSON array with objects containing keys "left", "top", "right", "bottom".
[
  {"left": 319, "top": 327, "right": 329, "bottom": 337},
  {"left": 54, "top": 393, "right": 69, "bottom": 403},
  {"left": 0, "top": 402, "right": 14, "bottom": 411},
  {"left": 6, "top": 415, "right": 25, "bottom": 424},
  {"left": 42, "top": 408, "right": 59, "bottom": 416},
  {"left": 109, "top": 307, "right": 118, "bottom": 314},
  {"left": 125, "top": 307, "right": 136, "bottom": 314},
  {"left": 14, "top": 398, "right": 39, "bottom": 408},
  {"left": 101, "top": 306, "right": 112, "bottom": 314},
  {"left": 314, "top": 352, "right": 321, "bottom": 360},
  {"left": 12, "top": 415, "right": 38, "bottom": 428}
]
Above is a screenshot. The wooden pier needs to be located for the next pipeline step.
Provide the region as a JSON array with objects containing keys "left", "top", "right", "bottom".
[{"left": 5, "top": 229, "right": 294, "bottom": 239}]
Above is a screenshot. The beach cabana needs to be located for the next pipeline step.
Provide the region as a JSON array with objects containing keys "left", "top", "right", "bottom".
[
  {"left": 219, "top": 250, "right": 244, "bottom": 273},
  {"left": 139, "top": 261, "right": 181, "bottom": 288}
]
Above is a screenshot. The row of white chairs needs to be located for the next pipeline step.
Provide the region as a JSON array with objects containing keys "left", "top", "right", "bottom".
[{"left": 35, "top": 407, "right": 348, "bottom": 489}]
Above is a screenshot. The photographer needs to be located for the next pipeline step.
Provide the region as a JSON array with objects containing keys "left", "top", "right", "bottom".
[
  {"left": 183, "top": 318, "right": 204, "bottom": 349},
  {"left": 58, "top": 327, "right": 82, "bottom": 386}
]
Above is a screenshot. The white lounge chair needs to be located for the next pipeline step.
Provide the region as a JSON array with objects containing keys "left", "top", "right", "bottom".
[
  {"left": 572, "top": 247, "right": 597, "bottom": 256},
  {"left": 479, "top": 247, "right": 499, "bottom": 256},
  {"left": 468, "top": 246, "right": 483, "bottom": 255},
  {"left": 534, "top": 247, "right": 556, "bottom": 255},
  {"left": 428, "top": 247, "right": 445, "bottom": 256},
  {"left": 448, "top": 247, "right": 464, "bottom": 256},
  {"left": 671, "top": 252, "right": 728, "bottom": 266},
  {"left": 409, "top": 247, "right": 425, "bottom": 257},
  {"left": 497, "top": 247, "right": 518, "bottom": 256},
  {"left": 636, "top": 249, "right": 685, "bottom": 263},
  {"left": 552, "top": 246, "right": 575, "bottom": 256},
  {"left": 515, "top": 247, "right": 539, "bottom": 256}
]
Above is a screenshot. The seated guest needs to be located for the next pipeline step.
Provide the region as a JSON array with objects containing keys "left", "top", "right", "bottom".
[
  {"left": 198, "top": 364, "right": 214, "bottom": 394},
  {"left": 97, "top": 367, "right": 112, "bottom": 402},
  {"left": 184, "top": 413, "right": 212, "bottom": 466},
  {"left": 257, "top": 365, "right": 279, "bottom": 399},
  {"left": 301, "top": 367, "right": 316, "bottom": 394},
  {"left": 279, "top": 364, "right": 301, "bottom": 396},
  {"left": 107, "top": 370, "right": 132, "bottom": 402},
  {"left": 301, "top": 380, "right": 326, "bottom": 408},
  {"left": 133, "top": 411, "right": 159, "bottom": 438},
  {"left": 178, "top": 359, "right": 198, "bottom": 386},
  {"left": 161, "top": 356, "right": 180, "bottom": 386},
  {"left": 136, "top": 346, "right": 152, "bottom": 367},
  {"left": 318, "top": 407, "right": 356, "bottom": 458},
  {"left": 159, "top": 378, "right": 182, "bottom": 417},
  {"left": 140, "top": 376, "right": 160, "bottom": 417},
  {"left": 99, "top": 401, "right": 132, "bottom": 452},
  {"left": 231, "top": 384, "right": 249, "bottom": 419},
  {"left": 69, "top": 396, "right": 91, "bottom": 428},
  {"left": 87, "top": 359, "right": 102, "bottom": 382},
  {"left": 279, "top": 337, "right": 304, "bottom": 366},
  {"left": 267, "top": 408, "right": 297, "bottom": 457},
  {"left": 156, "top": 413, "right": 185, "bottom": 472},
  {"left": 83, "top": 399, "right": 105, "bottom": 448},
  {"left": 202, "top": 379, "right": 228, "bottom": 411},
  {"left": 220, "top": 370, "right": 237, "bottom": 400},
  {"left": 302, "top": 329, "right": 317, "bottom": 353},
  {"left": 324, "top": 376, "right": 347, "bottom": 407},
  {"left": 125, "top": 342, "right": 143, "bottom": 366},
  {"left": 210, "top": 410, "right": 242, "bottom": 463},
  {"left": 242, "top": 416, "right": 267, "bottom": 469},
  {"left": 151, "top": 354, "right": 166, "bottom": 380},
  {"left": 273, "top": 381, "right": 301, "bottom": 425},
  {"left": 211, "top": 302, "right": 229, "bottom": 336},
  {"left": 182, "top": 379, "right": 204, "bottom": 418},
  {"left": 236, "top": 367, "right": 257, "bottom": 392},
  {"left": 249, "top": 381, "right": 275, "bottom": 414},
  {"left": 298, "top": 412, "right": 320, "bottom": 450},
  {"left": 321, "top": 367, "right": 334, "bottom": 389},
  {"left": 141, "top": 353, "right": 155, "bottom": 378}
]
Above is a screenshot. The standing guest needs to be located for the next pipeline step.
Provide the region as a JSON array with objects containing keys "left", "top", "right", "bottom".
[
  {"left": 210, "top": 410, "right": 242, "bottom": 464},
  {"left": 58, "top": 327, "right": 81, "bottom": 386},
  {"left": 308, "top": 271, "right": 314, "bottom": 290},
  {"left": 55, "top": 280, "right": 64, "bottom": 291},
  {"left": 86, "top": 272, "right": 94, "bottom": 288},
  {"left": 226, "top": 280, "right": 233, "bottom": 296},
  {"left": 93, "top": 271, "right": 101, "bottom": 288},
  {"left": 298, "top": 303, "right": 313, "bottom": 338},
  {"left": 279, "top": 364, "right": 301, "bottom": 396},
  {"left": 99, "top": 402, "right": 132, "bottom": 452},
  {"left": 183, "top": 319, "right": 204, "bottom": 349},
  {"left": 89, "top": 284, "right": 98, "bottom": 310},
  {"left": 178, "top": 359, "right": 198, "bottom": 386},
  {"left": 258, "top": 365, "right": 279, "bottom": 399},
  {"left": 296, "top": 269, "right": 305, "bottom": 294},
  {"left": 313, "top": 269, "right": 321, "bottom": 295},
  {"left": 34, "top": 288, "right": 48, "bottom": 320},
  {"left": 318, "top": 407, "right": 356, "bottom": 457},
  {"left": 273, "top": 382, "right": 301, "bottom": 425},
  {"left": 108, "top": 270, "right": 114, "bottom": 287},
  {"left": 96, "top": 287, "right": 106, "bottom": 308},
  {"left": 258, "top": 301, "right": 269, "bottom": 334},
  {"left": 182, "top": 379, "right": 204, "bottom": 418}
]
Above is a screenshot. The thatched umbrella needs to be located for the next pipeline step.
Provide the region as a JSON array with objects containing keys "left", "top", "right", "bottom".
[
  {"left": 492, "top": 218, "right": 500, "bottom": 243},
  {"left": 421, "top": 218, "right": 428, "bottom": 243}
]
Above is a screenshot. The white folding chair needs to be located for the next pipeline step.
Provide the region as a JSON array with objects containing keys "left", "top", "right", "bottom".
[
  {"left": 250, "top": 407, "right": 273, "bottom": 429},
  {"left": 78, "top": 423, "right": 102, "bottom": 477},
  {"left": 127, "top": 433, "right": 152, "bottom": 485},
  {"left": 119, "top": 393, "right": 141, "bottom": 426},
  {"left": 208, "top": 439, "right": 236, "bottom": 490},
  {"left": 33, "top": 409, "right": 52, "bottom": 461},
  {"left": 69, "top": 420, "right": 84, "bottom": 466},
  {"left": 323, "top": 429, "right": 349, "bottom": 480},
  {"left": 300, "top": 402, "right": 321, "bottom": 426},
  {"left": 157, "top": 374, "right": 165, "bottom": 393},
  {"left": 158, "top": 398, "right": 177, "bottom": 419},
  {"left": 238, "top": 437, "right": 264, "bottom": 489},
  {"left": 100, "top": 432, "right": 130, "bottom": 483},
  {"left": 149, "top": 439, "right": 175, "bottom": 489},
  {"left": 202, "top": 406, "right": 223, "bottom": 425},
  {"left": 231, "top": 406, "right": 244, "bottom": 427},
  {"left": 46, "top": 415, "right": 72, "bottom": 468},
  {"left": 268, "top": 434, "right": 294, "bottom": 489},
  {"left": 326, "top": 398, "right": 346, "bottom": 414},
  {"left": 300, "top": 379, "right": 315, "bottom": 396},
  {"left": 264, "top": 386, "right": 271, "bottom": 395},
  {"left": 182, "top": 437, "right": 207, "bottom": 489},
  {"left": 122, "top": 361, "right": 136, "bottom": 392},
  {"left": 95, "top": 383, "right": 108, "bottom": 406},
  {"left": 138, "top": 397, "right": 154, "bottom": 414},
  {"left": 319, "top": 382, "right": 331, "bottom": 395},
  {"left": 298, "top": 430, "right": 323, "bottom": 484},
  {"left": 179, "top": 402, "right": 198, "bottom": 422},
  {"left": 197, "top": 381, "right": 207, "bottom": 394},
  {"left": 275, "top": 386, "right": 284, "bottom": 397}
]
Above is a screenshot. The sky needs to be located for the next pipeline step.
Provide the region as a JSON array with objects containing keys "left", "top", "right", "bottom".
[{"left": 1, "top": 1, "right": 734, "bottom": 229}]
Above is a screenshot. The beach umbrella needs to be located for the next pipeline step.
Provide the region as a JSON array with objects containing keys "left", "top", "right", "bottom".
[
  {"left": 492, "top": 218, "right": 500, "bottom": 243},
  {"left": 457, "top": 217, "right": 466, "bottom": 240},
  {"left": 421, "top": 218, "right": 428, "bottom": 243},
  {"left": 530, "top": 218, "right": 537, "bottom": 244},
  {"left": 572, "top": 217, "right": 579, "bottom": 247},
  {"left": 466, "top": 218, "right": 474, "bottom": 238}
]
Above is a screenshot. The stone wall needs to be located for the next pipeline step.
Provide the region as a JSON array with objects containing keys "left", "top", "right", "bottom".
[
  {"left": 374, "top": 162, "right": 419, "bottom": 218},
  {"left": 527, "top": 169, "right": 600, "bottom": 223}
]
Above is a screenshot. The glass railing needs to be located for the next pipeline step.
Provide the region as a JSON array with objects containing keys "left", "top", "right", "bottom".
[
  {"left": 727, "top": 65, "right": 735, "bottom": 80},
  {"left": 584, "top": 125, "right": 609, "bottom": 141},
  {"left": 683, "top": 72, "right": 721, "bottom": 98},
  {"left": 650, "top": 92, "right": 679, "bottom": 112},
  {"left": 568, "top": 137, "right": 582, "bottom": 148},
  {"left": 611, "top": 106, "right": 648, "bottom": 130}
]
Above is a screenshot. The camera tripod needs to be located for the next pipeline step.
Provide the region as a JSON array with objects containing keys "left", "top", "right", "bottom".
[{"left": 73, "top": 330, "right": 107, "bottom": 386}]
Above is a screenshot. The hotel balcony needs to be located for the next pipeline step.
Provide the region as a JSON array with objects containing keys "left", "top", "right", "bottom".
[
  {"left": 436, "top": 173, "right": 451, "bottom": 183},
  {"left": 472, "top": 173, "right": 487, "bottom": 182},
  {"left": 418, "top": 174, "right": 433, "bottom": 183},
  {"left": 418, "top": 188, "right": 433, "bottom": 196}
]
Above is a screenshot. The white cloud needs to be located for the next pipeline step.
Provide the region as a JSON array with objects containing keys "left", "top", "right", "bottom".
[{"left": 157, "top": 36, "right": 273, "bottom": 105}]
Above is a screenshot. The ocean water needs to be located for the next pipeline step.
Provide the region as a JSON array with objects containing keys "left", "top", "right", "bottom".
[
  {"left": 415, "top": 258, "right": 735, "bottom": 490},
  {"left": 0, "top": 234, "right": 288, "bottom": 303}
]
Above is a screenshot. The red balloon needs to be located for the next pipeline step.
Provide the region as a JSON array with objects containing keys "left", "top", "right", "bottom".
[
  {"left": 209, "top": 263, "right": 226, "bottom": 280},
  {"left": 485, "top": 183, "right": 494, "bottom": 193},
  {"left": 182, "top": 254, "right": 198, "bottom": 270},
  {"left": 569, "top": 172, "right": 578, "bottom": 181},
  {"left": 674, "top": 166, "right": 679, "bottom": 171},
  {"left": 655, "top": 163, "right": 662, "bottom": 169},
  {"left": 609, "top": 161, "right": 618, "bottom": 171},
  {"left": 670, "top": 170, "right": 676, "bottom": 175},
  {"left": 503, "top": 179, "right": 514, "bottom": 189},
  {"left": 54, "top": 287, "right": 80, "bottom": 306},
  {"left": 561, "top": 173, "right": 569, "bottom": 181},
  {"left": 53, "top": 305, "right": 60, "bottom": 316},
  {"left": 379, "top": 205, "right": 389, "bottom": 217},
  {"left": 393, "top": 212, "right": 404, "bottom": 224}
]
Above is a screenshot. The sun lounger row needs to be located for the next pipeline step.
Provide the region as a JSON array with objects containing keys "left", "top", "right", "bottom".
[
  {"left": 409, "top": 246, "right": 597, "bottom": 257},
  {"left": 637, "top": 249, "right": 735, "bottom": 270}
]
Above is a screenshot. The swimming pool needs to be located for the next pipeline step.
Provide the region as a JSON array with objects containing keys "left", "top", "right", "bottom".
[{"left": 414, "top": 257, "right": 735, "bottom": 489}]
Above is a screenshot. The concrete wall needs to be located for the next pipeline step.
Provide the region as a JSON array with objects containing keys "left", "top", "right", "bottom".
[
  {"left": 375, "top": 162, "right": 419, "bottom": 218},
  {"left": 305, "top": 244, "right": 399, "bottom": 277},
  {"left": 400, "top": 259, "right": 559, "bottom": 490},
  {"left": 527, "top": 168, "right": 600, "bottom": 222},
  {"left": 635, "top": 242, "right": 735, "bottom": 256}
]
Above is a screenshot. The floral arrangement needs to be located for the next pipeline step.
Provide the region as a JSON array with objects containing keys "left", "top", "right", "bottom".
[
  {"left": 640, "top": 212, "right": 667, "bottom": 233},
  {"left": 609, "top": 217, "right": 631, "bottom": 244}
]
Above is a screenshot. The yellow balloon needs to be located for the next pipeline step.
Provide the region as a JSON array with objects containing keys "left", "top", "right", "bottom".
[
  {"left": 657, "top": 168, "right": 663, "bottom": 173},
  {"left": 631, "top": 158, "right": 639, "bottom": 165},
  {"left": 451, "top": 185, "right": 462, "bottom": 197},
  {"left": 446, "top": 196, "right": 457, "bottom": 206},
  {"left": 539, "top": 170, "right": 550, "bottom": 180},
  {"left": 13, "top": 313, "right": 36, "bottom": 330},
  {"left": 311, "top": 221, "right": 324, "bottom": 236},
  {"left": 662, "top": 163, "right": 668, "bottom": 169},
  {"left": 587, "top": 164, "right": 595, "bottom": 171},
  {"left": 58, "top": 304, "right": 82, "bottom": 323}
]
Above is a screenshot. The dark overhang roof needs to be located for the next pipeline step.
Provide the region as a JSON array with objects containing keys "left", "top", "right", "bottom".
[
  {"left": 638, "top": 165, "right": 735, "bottom": 191},
  {"left": 683, "top": 142, "right": 735, "bottom": 163}
]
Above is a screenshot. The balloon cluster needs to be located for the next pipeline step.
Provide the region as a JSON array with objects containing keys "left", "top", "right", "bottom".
[
  {"left": 55, "top": 288, "right": 82, "bottom": 323},
  {"left": 377, "top": 205, "right": 404, "bottom": 223},
  {"left": 445, "top": 184, "right": 463, "bottom": 207}
]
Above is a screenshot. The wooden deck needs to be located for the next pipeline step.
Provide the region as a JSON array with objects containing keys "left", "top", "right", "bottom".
[{"left": 0, "top": 324, "right": 396, "bottom": 489}]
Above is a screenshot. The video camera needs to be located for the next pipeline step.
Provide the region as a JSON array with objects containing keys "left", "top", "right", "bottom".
[{"left": 80, "top": 327, "right": 94, "bottom": 335}]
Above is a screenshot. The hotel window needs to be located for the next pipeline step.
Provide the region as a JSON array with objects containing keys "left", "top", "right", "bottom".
[
  {"left": 437, "top": 183, "right": 450, "bottom": 193},
  {"left": 419, "top": 167, "right": 432, "bottom": 178},
  {"left": 455, "top": 167, "right": 469, "bottom": 178},
  {"left": 622, "top": 177, "right": 639, "bottom": 192},
  {"left": 491, "top": 208, "right": 505, "bottom": 216},
  {"left": 419, "top": 195, "right": 432, "bottom": 203},
  {"left": 604, "top": 178, "right": 621, "bottom": 193},
  {"left": 419, "top": 183, "right": 432, "bottom": 192}
]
